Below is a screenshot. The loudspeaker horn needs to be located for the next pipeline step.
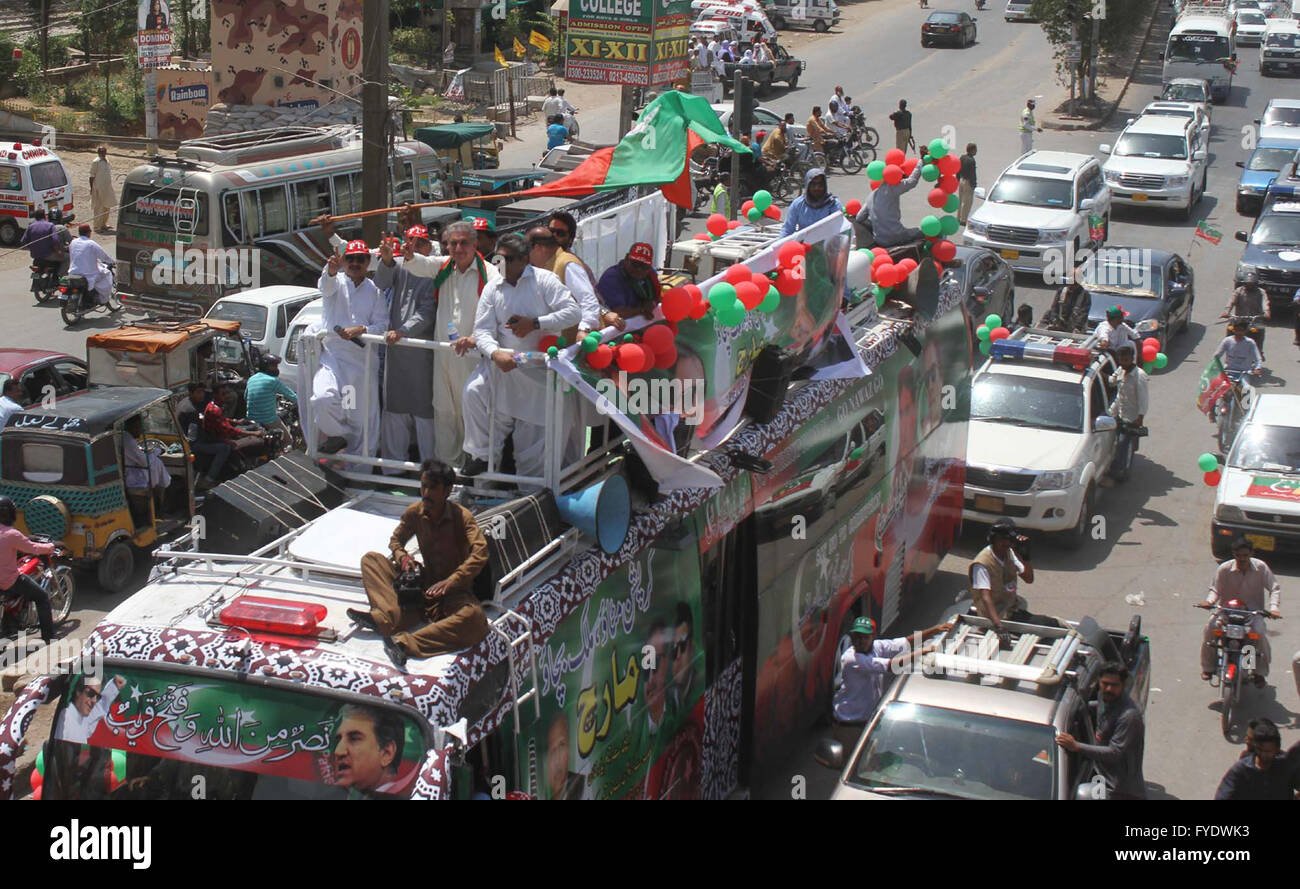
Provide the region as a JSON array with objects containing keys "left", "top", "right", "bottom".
[{"left": 556, "top": 474, "right": 631, "bottom": 555}]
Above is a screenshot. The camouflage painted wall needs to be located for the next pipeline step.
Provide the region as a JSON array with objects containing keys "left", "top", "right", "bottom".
[
  {"left": 209, "top": 0, "right": 364, "bottom": 108},
  {"left": 155, "top": 68, "right": 212, "bottom": 142}
]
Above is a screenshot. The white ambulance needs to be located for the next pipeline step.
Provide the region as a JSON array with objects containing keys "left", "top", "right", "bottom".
[{"left": 0, "top": 140, "right": 73, "bottom": 247}]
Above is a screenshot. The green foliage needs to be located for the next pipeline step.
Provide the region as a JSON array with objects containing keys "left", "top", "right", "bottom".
[
  {"left": 1029, "top": 0, "right": 1156, "bottom": 95},
  {"left": 392, "top": 26, "right": 439, "bottom": 63}
]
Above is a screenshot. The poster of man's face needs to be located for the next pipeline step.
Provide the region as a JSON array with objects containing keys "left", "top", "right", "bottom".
[{"left": 331, "top": 705, "right": 400, "bottom": 794}]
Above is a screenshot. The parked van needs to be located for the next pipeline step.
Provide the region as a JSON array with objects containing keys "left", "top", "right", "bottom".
[
  {"left": 767, "top": 0, "right": 839, "bottom": 32},
  {"left": 0, "top": 141, "right": 73, "bottom": 247},
  {"left": 1162, "top": 4, "right": 1237, "bottom": 100},
  {"left": 697, "top": 5, "right": 778, "bottom": 42}
]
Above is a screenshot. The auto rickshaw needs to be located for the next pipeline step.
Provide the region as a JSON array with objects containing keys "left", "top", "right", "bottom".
[
  {"left": 0, "top": 387, "right": 196, "bottom": 592},
  {"left": 413, "top": 122, "right": 502, "bottom": 173},
  {"left": 450, "top": 168, "right": 547, "bottom": 229}
]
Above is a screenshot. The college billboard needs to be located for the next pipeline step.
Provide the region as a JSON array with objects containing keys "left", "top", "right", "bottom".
[{"left": 564, "top": 0, "right": 692, "bottom": 87}]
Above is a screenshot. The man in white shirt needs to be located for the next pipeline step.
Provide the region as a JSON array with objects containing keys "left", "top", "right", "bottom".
[
  {"left": 1098, "top": 306, "right": 1140, "bottom": 355},
  {"left": 542, "top": 88, "right": 564, "bottom": 121},
  {"left": 309, "top": 241, "right": 390, "bottom": 457},
  {"left": 55, "top": 675, "right": 125, "bottom": 744},
  {"left": 1102, "top": 343, "right": 1148, "bottom": 486},
  {"left": 401, "top": 220, "right": 501, "bottom": 465},
  {"left": 123, "top": 415, "right": 170, "bottom": 498},
  {"left": 89, "top": 145, "right": 115, "bottom": 232},
  {"left": 0, "top": 380, "right": 23, "bottom": 427},
  {"left": 558, "top": 89, "right": 577, "bottom": 115},
  {"left": 67, "top": 224, "right": 115, "bottom": 305},
  {"left": 460, "top": 233, "right": 581, "bottom": 481}
]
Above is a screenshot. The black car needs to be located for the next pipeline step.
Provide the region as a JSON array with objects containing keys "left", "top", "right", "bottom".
[
  {"left": 945, "top": 246, "right": 1016, "bottom": 333},
  {"left": 1081, "top": 247, "right": 1195, "bottom": 351},
  {"left": 922, "top": 11, "right": 977, "bottom": 48}
]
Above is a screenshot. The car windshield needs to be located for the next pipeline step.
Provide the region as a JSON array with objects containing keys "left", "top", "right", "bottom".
[
  {"left": 1239, "top": 11, "right": 1267, "bottom": 24},
  {"left": 847, "top": 703, "right": 1056, "bottom": 800},
  {"left": 1113, "top": 132, "right": 1189, "bottom": 159},
  {"left": 1248, "top": 147, "right": 1298, "bottom": 171},
  {"left": 928, "top": 12, "right": 961, "bottom": 21},
  {"left": 972, "top": 373, "right": 1084, "bottom": 432},
  {"left": 1265, "top": 32, "right": 1300, "bottom": 48},
  {"left": 1228, "top": 423, "right": 1300, "bottom": 473},
  {"left": 206, "top": 301, "right": 268, "bottom": 340},
  {"left": 1167, "top": 33, "right": 1231, "bottom": 62},
  {"left": 987, "top": 174, "right": 1072, "bottom": 207},
  {"left": 1263, "top": 105, "right": 1300, "bottom": 126},
  {"left": 1080, "top": 256, "right": 1163, "bottom": 295},
  {"left": 1251, "top": 209, "right": 1300, "bottom": 245},
  {"left": 1162, "top": 83, "right": 1207, "bottom": 102}
]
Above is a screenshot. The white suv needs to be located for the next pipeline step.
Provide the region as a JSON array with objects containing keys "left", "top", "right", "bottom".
[
  {"left": 963, "top": 329, "right": 1118, "bottom": 546},
  {"left": 1100, "top": 114, "right": 1208, "bottom": 219},
  {"left": 963, "top": 151, "right": 1111, "bottom": 274}
]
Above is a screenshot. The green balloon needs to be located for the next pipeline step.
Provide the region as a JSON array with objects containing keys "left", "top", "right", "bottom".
[
  {"left": 928, "top": 138, "right": 949, "bottom": 158},
  {"left": 866, "top": 160, "right": 886, "bottom": 181},
  {"left": 939, "top": 214, "right": 960, "bottom": 236},
  {"left": 985, "top": 313, "right": 1002, "bottom": 329},
  {"left": 582, "top": 338, "right": 599, "bottom": 353},
  {"left": 920, "top": 215, "right": 941, "bottom": 237},
  {"left": 747, "top": 207, "right": 763, "bottom": 222},
  {"left": 979, "top": 340, "right": 992, "bottom": 355},
  {"left": 758, "top": 287, "right": 780, "bottom": 312},
  {"left": 753, "top": 189, "right": 773, "bottom": 212},
  {"left": 875, "top": 289, "right": 887, "bottom": 308},
  {"left": 708, "top": 282, "right": 737, "bottom": 308},
  {"left": 943, "top": 193, "right": 960, "bottom": 213},
  {"left": 556, "top": 335, "right": 567, "bottom": 348},
  {"left": 1197, "top": 452, "right": 1218, "bottom": 472},
  {"left": 547, "top": 345, "right": 559, "bottom": 358},
  {"left": 921, "top": 163, "right": 939, "bottom": 182},
  {"left": 717, "top": 301, "right": 746, "bottom": 327},
  {"left": 623, "top": 333, "right": 635, "bottom": 343},
  {"left": 976, "top": 324, "right": 991, "bottom": 341},
  {"left": 1143, "top": 361, "right": 1155, "bottom": 372},
  {"left": 1154, "top": 352, "right": 1169, "bottom": 369}
]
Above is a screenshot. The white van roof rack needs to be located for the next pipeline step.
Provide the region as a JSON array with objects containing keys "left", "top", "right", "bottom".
[
  {"left": 924, "top": 614, "right": 1088, "bottom": 690},
  {"left": 176, "top": 125, "right": 358, "bottom": 166},
  {"left": 1007, "top": 326, "right": 1104, "bottom": 350}
]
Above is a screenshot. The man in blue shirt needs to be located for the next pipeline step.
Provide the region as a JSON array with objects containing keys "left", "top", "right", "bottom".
[
  {"left": 546, "top": 116, "right": 569, "bottom": 152},
  {"left": 1213, "top": 321, "right": 1264, "bottom": 377},
  {"left": 19, "top": 208, "right": 60, "bottom": 268},
  {"left": 244, "top": 354, "right": 296, "bottom": 437},
  {"left": 597, "top": 242, "right": 660, "bottom": 322},
  {"left": 781, "top": 168, "right": 844, "bottom": 237}
]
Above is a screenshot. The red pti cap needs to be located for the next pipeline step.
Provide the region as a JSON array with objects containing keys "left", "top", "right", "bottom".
[
  {"left": 344, "top": 239, "right": 370, "bottom": 257},
  {"left": 405, "top": 225, "right": 429, "bottom": 241},
  {"left": 627, "top": 242, "right": 654, "bottom": 266},
  {"left": 472, "top": 217, "right": 495, "bottom": 233}
]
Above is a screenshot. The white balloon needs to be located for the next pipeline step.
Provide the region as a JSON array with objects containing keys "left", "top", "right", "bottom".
[{"left": 846, "top": 249, "right": 873, "bottom": 291}]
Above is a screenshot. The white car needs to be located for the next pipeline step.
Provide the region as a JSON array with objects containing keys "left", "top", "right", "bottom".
[
  {"left": 1100, "top": 114, "right": 1209, "bottom": 218},
  {"left": 1005, "top": 0, "right": 1034, "bottom": 20},
  {"left": 1256, "top": 97, "right": 1300, "bottom": 145},
  {"left": 1236, "top": 8, "right": 1270, "bottom": 42},
  {"left": 963, "top": 151, "right": 1111, "bottom": 274},
  {"left": 1211, "top": 394, "right": 1300, "bottom": 559},
  {"left": 205, "top": 285, "right": 322, "bottom": 363},
  {"left": 963, "top": 328, "right": 1118, "bottom": 544},
  {"left": 1136, "top": 100, "right": 1212, "bottom": 140},
  {"left": 280, "top": 296, "right": 324, "bottom": 382}
]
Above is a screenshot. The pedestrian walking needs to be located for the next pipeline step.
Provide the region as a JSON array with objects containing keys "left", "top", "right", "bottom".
[
  {"left": 89, "top": 146, "right": 115, "bottom": 233},
  {"left": 889, "top": 100, "right": 912, "bottom": 153},
  {"left": 1019, "top": 98, "right": 1042, "bottom": 154},
  {"left": 957, "top": 142, "right": 977, "bottom": 225}
]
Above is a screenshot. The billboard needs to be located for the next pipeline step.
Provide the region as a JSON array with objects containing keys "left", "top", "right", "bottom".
[
  {"left": 156, "top": 68, "right": 211, "bottom": 141},
  {"left": 565, "top": 0, "right": 692, "bottom": 87},
  {"left": 137, "top": 0, "right": 174, "bottom": 68}
]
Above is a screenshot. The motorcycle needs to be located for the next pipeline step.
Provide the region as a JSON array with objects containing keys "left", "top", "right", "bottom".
[
  {"left": 278, "top": 395, "right": 306, "bottom": 453},
  {"left": 1201, "top": 599, "right": 1278, "bottom": 737},
  {"left": 30, "top": 259, "right": 62, "bottom": 304},
  {"left": 562, "top": 109, "right": 580, "bottom": 139},
  {"left": 4, "top": 536, "right": 75, "bottom": 639},
  {"left": 848, "top": 106, "right": 881, "bottom": 154},
  {"left": 1214, "top": 367, "right": 1259, "bottom": 454},
  {"left": 975, "top": 0, "right": 986, "bottom": 9},
  {"left": 823, "top": 132, "right": 867, "bottom": 175},
  {"left": 59, "top": 261, "right": 122, "bottom": 327}
]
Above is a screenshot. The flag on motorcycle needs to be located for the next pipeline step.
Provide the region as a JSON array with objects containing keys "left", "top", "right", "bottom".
[
  {"left": 1194, "top": 220, "right": 1222, "bottom": 245},
  {"left": 512, "top": 90, "right": 750, "bottom": 209},
  {"left": 1196, "top": 354, "right": 1230, "bottom": 416},
  {"left": 529, "top": 30, "right": 552, "bottom": 52},
  {"left": 513, "top": 36, "right": 527, "bottom": 58}
]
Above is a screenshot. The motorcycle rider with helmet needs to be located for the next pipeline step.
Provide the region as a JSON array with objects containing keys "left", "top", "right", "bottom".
[
  {"left": 0, "top": 496, "right": 56, "bottom": 644},
  {"left": 1225, "top": 271, "right": 1268, "bottom": 357}
]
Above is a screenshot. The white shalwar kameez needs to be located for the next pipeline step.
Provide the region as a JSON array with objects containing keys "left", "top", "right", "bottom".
[{"left": 310, "top": 270, "right": 389, "bottom": 457}]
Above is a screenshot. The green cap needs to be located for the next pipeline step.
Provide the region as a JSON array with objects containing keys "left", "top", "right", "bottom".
[
  {"left": 1106, "top": 305, "right": 1123, "bottom": 318},
  {"left": 851, "top": 616, "right": 876, "bottom": 635}
]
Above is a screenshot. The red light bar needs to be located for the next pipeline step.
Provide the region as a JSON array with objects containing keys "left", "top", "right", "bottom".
[
  {"left": 220, "top": 595, "right": 327, "bottom": 636},
  {"left": 1053, "top": 346, "right": 1093, "bottom": 369}
]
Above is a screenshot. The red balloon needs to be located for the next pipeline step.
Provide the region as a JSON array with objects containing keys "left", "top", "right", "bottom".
[
  {"left": 871, "top": 247, "right": 891, "bottom": 259},
  {"left": 884, "top": 148, "right": 906, "bottom": 166},
  {"left": 845, "top": 199, "right": 862, "bottom": 216},
  {"left": 1142, "top": 336, "right": 1159, "bottom": 352},
  {"left": 870, "top": 179, "right": 882, "bottom": 190},
  {"left": 938, "top": 154, "right": 961, "bottom": 176},
  {"left": 933, "top": 260, "right": 944, "bottom": 276},
  {"left": 653, "top": 345, "right": 678, "bottom": 370},
  {"left": 1143, "top": 346, "right": 1158, "bottom": 363},
  {"left": 642, "top": 324, "right": 675, "bottom": 355},
  {"left": 775, "top": 268, "right": 802, "bottom": 296},
  {"left": 874, "top": 262, "right": 897, "bottom": 287},
  {"left": 735, "top": 280, "right": 763, "bottom": 310},
  {"left": 902, "top": 157, "right": 919, "bottom": 175},
  {"left": 990, "top": 326, "right": 1011, "bottom": 342},
  {"left": 727, "top": 219, "right": 743, "bottom": 230},
  {"left": 741, "top": 200, "right": 756, "bottom": 216},
  {"left": 661, "top": 287, "right": 691, "bottom": 322},
  {"left": 587, "top": 343, "right": 613, "bottom": 369},
  {"left": 939, "top": 174, "right": 959, "bottom": 194},
  {"left": 538, "top": 334, "right": 559, "bottom": 352},
  {"left": 765, "top": 205, "right": 781, "bottom": 219},
  {"left": 693, "top": 232, "right": 711, "bottom": 241},
  {"left": 1204, "top": 470, "right": 1222, "bottom": 486},
  {"left": 897, "top": 257, "right": 918, "bottom": 275},
  {"left": 684, "top": 284, "right": 702, "bottom": 303},
  {"left": 707, "top": 213, "right": 728, "bottom": 236},
  {"left": 617, "top": 343, "right": 647, "bottom": 373},
  {"left": 927, "top": 187, "right": 947, "bottom": 208},
  {"left": 724, "top": 263, "right": 753, "bottom": 285},
  {"left": 689, "top": 292, "right": 710, "bottom": 320},
  {"left": 750, "top": 271, "right": 772, "bottom": 292},
  {"left": 883, "top": 164, "right": 903, "bottom": 186},
  {"left": 31, "top": 784, "right": 41, "bottom": 801},
  {"left": 932, "top": 239, "right": 956, "bottom": 262},
  {"left": 777, "top": 241, "right": 804, "bottom": 267}
]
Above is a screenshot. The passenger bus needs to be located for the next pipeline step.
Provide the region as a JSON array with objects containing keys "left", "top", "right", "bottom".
[
  {"left": 1162, "top": 4, "right": 1237, "bottom": 101},
  {"left": 113, "top": 126, "right": 445, "bottom": 314},
  {"left": 2, "top": 214, "right": 974, "bottom": 800}
]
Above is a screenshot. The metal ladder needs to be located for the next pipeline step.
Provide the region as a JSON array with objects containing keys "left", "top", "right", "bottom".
[
  {"left": 174, "top": 186, "right": 200, "bottom": 239},
  {"left": 930, "top": 616, "right": 1081, "bottom": 687},
  {"left": 484, "top": 603, "right": 542, "bottom": 791}
]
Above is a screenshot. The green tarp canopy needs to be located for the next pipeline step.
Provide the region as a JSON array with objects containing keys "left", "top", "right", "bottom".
[{"left": 414, "top": 123, "right": 497, "bottom": 150}]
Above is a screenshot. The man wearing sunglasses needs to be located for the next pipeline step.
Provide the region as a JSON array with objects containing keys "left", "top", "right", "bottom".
[
  {"left": 546, "top": 212, "right": 609, "bottom": 324},
  {"left": 56, "top": 674, "right": 126, "bottom": 744},
  {"left": 310, "top": 241, "right": 389, "bottom": 456},
  {"left": 527, "top": 225, "right": 614, "bottom": 336},
  {"left": 460, "top": 233, "right": 581, "bottom": 480}
]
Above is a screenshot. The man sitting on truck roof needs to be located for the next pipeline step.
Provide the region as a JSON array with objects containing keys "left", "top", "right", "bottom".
[
  {"left": 968, "top": 518, "right": 1036, "bottom": 641},
  {"left": 350, "top": 460, "right": 489, "bottom": 668}
]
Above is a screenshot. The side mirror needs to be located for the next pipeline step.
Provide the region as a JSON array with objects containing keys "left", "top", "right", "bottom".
[
  {"left": 1158, "top": 51, "right": 1165, "bottom": 60},
  {"left": 814, "top": 737, "right": 846, "bottom": 770},
  {"left": 1193, "top": 150, "right": 1207, "bottom": 161},
  {"left": 1080, "top": 198, "right": 1096, "bottom": 211},
  {"left": 1094, "top": 415, "right": 1117, "bottom": 433},
  {"left": 974, "top": 186, "right": 986, "bottom": 199},
  {"left": 1235, "top": 160, "right": 1245, "bottom": 167},
  {"left": 1099, "top": 143, "right": 1112, "bottom": 154},
  {"left": 1235, "top": 230, "right": 1249, "bottom": 242}
]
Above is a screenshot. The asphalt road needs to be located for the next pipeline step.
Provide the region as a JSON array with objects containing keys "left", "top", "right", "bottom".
[{"left": 0, "top": 0, "right": 1296, "bottom": 799}]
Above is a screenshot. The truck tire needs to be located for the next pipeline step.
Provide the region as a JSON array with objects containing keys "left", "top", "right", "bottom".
[
  {"left": 97, "top": 540, "right": 135, "bottom": 594},
  {"left": 787, "top": 71, "right": 799, "bottom": 88},
  {"left": 1062, "top": 483, "right": 1095, "bottom": 549},
  {"left": 814, "top": 18, "right": 829, "bottom": 32}
]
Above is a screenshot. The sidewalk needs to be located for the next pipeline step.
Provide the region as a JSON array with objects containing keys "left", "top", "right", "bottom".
[{"left": 1041, "top": 0, "right": 1168, "bottom": 131}]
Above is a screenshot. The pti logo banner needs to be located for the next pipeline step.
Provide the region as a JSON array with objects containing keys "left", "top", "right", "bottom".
[{"left": 1246, "top": 476, "right": 1300, "bottom": 503}]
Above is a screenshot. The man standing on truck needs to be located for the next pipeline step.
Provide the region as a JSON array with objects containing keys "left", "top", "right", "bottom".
[
  {"left": 350, "top": 459, "right": 490, "bottom": 668},
  {"left": 1101, "top": 343, "right": 1147, "bottom": 487},
  {"left": 862, "top": 160, "right": 924, "bottom": 247},
  {"left": 968, "top": 518, "right": 1036, "bottom": 638},
  {"left": 1055, "top": 662, "right": 1147, "bottom": 799}
]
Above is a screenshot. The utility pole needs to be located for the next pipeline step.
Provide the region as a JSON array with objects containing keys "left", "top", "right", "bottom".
[
  {"left": 1088, "top": 13, "right": 1101, "bottom": 101},
  {"left": 362, "top": 0, "right": 390, "bottom": 245},
  {"left": 1068, "top": 20, "right": 1077, "bottom": 117},
  {"left": 39, "top": 0, "right": 49, "bottom": 72},
  {"left": 729, "top": 70, "right": 742, "bottom": 220},
  {"left": 618, "top": 85, "right": 637, "bottom": 140}
]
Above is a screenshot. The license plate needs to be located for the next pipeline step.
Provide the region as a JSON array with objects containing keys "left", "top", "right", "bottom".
[
  {"left": 999, "top": 249, "right": 1019, "bottom": 260},
  {"left": 1223, "top": 624, "right": 1246, "bottom": 640},
  {"left": 1131, "top": 193, "right": 1148, "bottom": 202},
  {"left": 974, "top": 494, "right": 1004, "bottom": 513},
  {"left": 1246, "top": 533, "right": 1274, "bottom": 551}
]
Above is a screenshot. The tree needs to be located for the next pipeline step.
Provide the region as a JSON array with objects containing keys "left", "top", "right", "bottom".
[{"left": 1030, "top": 0, "right": 1155, "bottom": 102}]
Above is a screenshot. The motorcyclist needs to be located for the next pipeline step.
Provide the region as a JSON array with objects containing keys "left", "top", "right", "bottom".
[
  {"left": 0, "top": 496, "right": 56, "bottom": 645},
  {"left": 18, "top": 208, "right": 63, "bottom": 276},
  {"left": 1213, "top": 319, "right": 1264, "bottom": 379},
  {"left": 1195, "top": 536, "right": 1281, "bottom": 685},
  {"left": 66, "top": 223, "right": 115, "bottom": 306},
  {"left": 1042, "top": 272, "right": 1092, "bottom": 332},
  {"left": 781, "top": 168, "right": 844, "bottom": 236}
]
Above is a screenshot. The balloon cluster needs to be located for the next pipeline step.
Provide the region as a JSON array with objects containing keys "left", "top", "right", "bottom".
[
  {"left": 973, "top": 313, "right": 1009, "bottom": 356},
  {"left": 575, "top": 324, "right": 680, "bottom": 372},
  {"left": 696, "top": 190, "right": 782, "bottom": 242},
  {"left": 1197, "top": 452, "right": 1221, "bottom": 486},
  {"left": 1139, "top": 336, "right": 1169, "bottom": 372}
]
